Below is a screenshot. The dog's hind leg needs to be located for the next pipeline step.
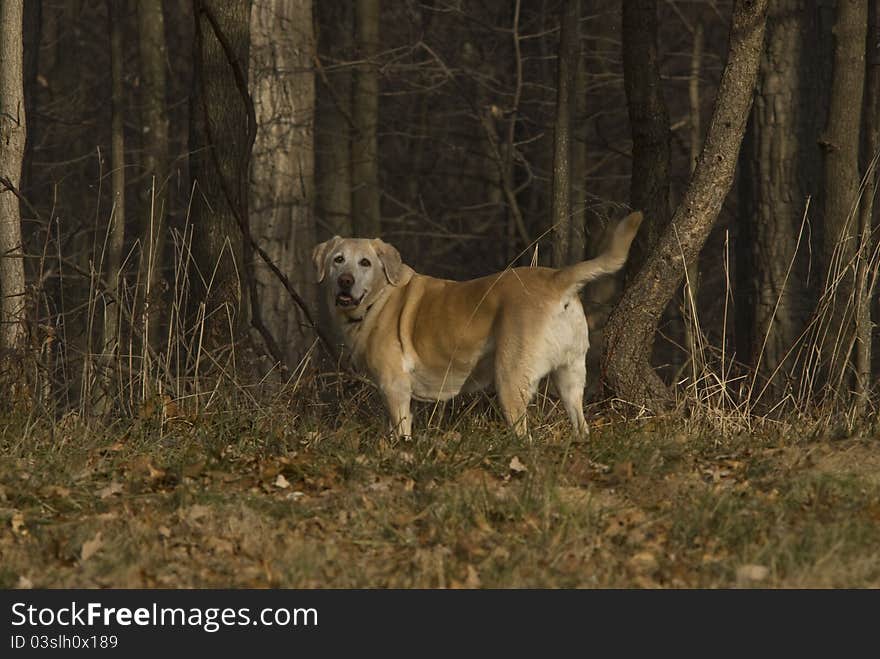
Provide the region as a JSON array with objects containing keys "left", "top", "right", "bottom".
[{"left": 551, "top": 360, "right": 589, "bottom": 437}]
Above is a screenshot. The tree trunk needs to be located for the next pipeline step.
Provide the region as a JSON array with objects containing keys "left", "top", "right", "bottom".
[
  {"left": 315, "top": 0, "right": 353, "bottom": 239},
  {"left": 351, "top": 0, "right": 380, "bottom": 237},
  {"left": 551, "top": 0, "right": 580, "bottom": 268},
  {"left": 820, "top": 0, "right": 868, "bottom": 397},
  {"left": 621, "top": 0, "right": 671, "bottom": 277},
  {"left": 249, "top": 0, "right": 316, "bottom": 367},
  {"left": 682, "top": 21, "right": 703, "bottom": 379},
  {"left": 104, "top": 0, "right": 126, "bottom": 373},
  {"left": 603, "top": 0, "right": 770, "bottom": 407},
  {"left": 0, "top": 0, "right": 28, "bottom": 355},
  {"left": 735, "top": 0, "right": 823, "bottom": 399},
  {"left": 137, "top": 0, "right": 171, "bottom": 354},
  {"left": 855, "top": 0, "right": 880, "bottom": 409},
  {"left": 569, "top": 29, "right": 588, "bottom": 265},
  {"left": 191, "top": 0, "right": 251, "bottom": 344}
]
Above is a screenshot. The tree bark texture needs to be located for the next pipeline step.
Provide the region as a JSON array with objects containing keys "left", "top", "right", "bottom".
[
  {"left": 820, "top": 0, "right": 868, "bottom": 395},
  {"left": 315, "top": 0, "right": 353, "bottom": 239},
  {"left": 249, "top": 0, "right": 317, "bottom": 367},
  {"left": 137, "top": 0, "right": 169, "bottom": 351},
  {"left": 191, "top": 0, "right": 251, "bottom": 342},
  {"left": 569, "top": 32, "right": 588, "bottom": 266},
  {"left": 682, "top": 21, "right": 704, "bottom": 377},
  {"left": 622, "top": 0, "right": 671, "bottom": 278},
  {"left": 0, "top": 0, "right": 28, "bottom": 354},
  {"left": 735, "top": 0, "right": 824, "bottom": 395},
  {"left": 351, "top": 0, "right": 381, "bottom": 237},
  {"left": 855, "top": 0, "right": 880, "bottom": 406},
  {"left": 603, "top": 0, "right": 769, "bottom": 407},
  {"left": 551, "top": 0, "right": 580, "bottom": 267},
  {"left": 105, "top": 0, "right": 126, "bottom": 358}
]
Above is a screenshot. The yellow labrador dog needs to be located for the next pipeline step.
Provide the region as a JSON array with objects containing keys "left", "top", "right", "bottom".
[{"left": 313, "top": 212, "right": 642, "bottom": 439}]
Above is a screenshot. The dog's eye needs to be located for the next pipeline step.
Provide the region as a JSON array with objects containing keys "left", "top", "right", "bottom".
[
  {"left": 333, "top": 255, "right": 344, "bottom": 264},
  {"left": 359, "top": 258, "right": 371, "bottom": 267}
]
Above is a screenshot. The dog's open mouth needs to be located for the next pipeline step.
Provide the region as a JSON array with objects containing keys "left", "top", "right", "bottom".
[{"left": 335, "top": 292, "right": 365, "bottom": 308}]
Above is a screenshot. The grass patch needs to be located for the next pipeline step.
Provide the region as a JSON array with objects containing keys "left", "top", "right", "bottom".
[{"left": 2, "top": 398, "right": 879, "bottom": 588}]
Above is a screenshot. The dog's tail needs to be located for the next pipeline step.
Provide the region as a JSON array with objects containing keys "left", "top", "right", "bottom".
[{"left": 555, "top": 211, "right": 643, "bottom": 291}]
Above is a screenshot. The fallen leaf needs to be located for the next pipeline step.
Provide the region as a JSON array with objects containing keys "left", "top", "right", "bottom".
[
  {"left": 11, "top": 511, "right": 26, "bottom": 535},
  {"left": 736, "top": 564, "right": 769, "bottom": 584},
  {"left": 509, "top": 456, "right": 528, "bottom": 474},
  {"left": 464, "top": 564, "right": 481, "bottom": 588},
  {"left": 48, "top": 485, "right": 71, "bottom": 498},
  {"left": 182, "top": 459, "right": 206, "bottom": 478},
  {"left": 97, "top": 482, "right": 123, "bottom": 499},
  {"left": 205, "top": 537, "right": 235, "bottom": 554},
  {"left": 285, "top": 491, "right": 306, "bottom": 501},
  {"left": 629, "top": 551, "right": 658, "bottom": 572},
  {"left": 17, "top": 575, "right": 33, "bottom": 589},
  {"left": 81, "top": 532, "right": 103, "bottom": 561},
  {"left": 181, "top": 504, "right": 211, "bottom": 523},
  {"left": 274, "top": 474, "right": 291, "bottom": 489},
  {"left": 158, "top": 526, "right": 171, "bottom": 538},
  {"left": 613, "top": 461, "right": 634, "bottom": 481}
]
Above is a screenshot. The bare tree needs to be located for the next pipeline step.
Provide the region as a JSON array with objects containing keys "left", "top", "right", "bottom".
[
  {"left": 103, "top": 0, "right": 126, "bottom": 377},
  {"left": 351, "top": 0, "right": 380, "bottom": 237},
  {"left": 569, "top": 24, "right": 588, "bottom": 266},
  {"left": 735, "top": 0, "right": 824, "bottom": 396},
  {"left": 820, "top": 0, "right": 868, "bottom": 396},
  {"left": 0, "top": 0, "right": 27, "bottom": 356},
  {"left": 603, "top": 0, "right": 770, "bottom": 406},
  {"left": 682, "top": 21, "right": 704, "bottom": 378},
  {"left": 249, "top": 0, "right": 317, "bottom": 366},
  {"left": 551, "top": 0, "right": 580, "bottom": 267},
  {"left": 137, "top": 0, "right": 170, "bottom": 353},
  {"left": 191, "top": 0, "right": 251, "bottom": 343},
  {"left": 315, "top": 0, "right": 354, "bottom": 239},
  {"left": 855, "top": 0, "right": 880, "bottom": 408},
  {"left": 621, "top": 0, "right": 671, "bottom": 276}
]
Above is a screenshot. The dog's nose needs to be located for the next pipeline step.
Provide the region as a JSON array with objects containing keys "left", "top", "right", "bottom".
[{"left": 338, "top": 273, "right": 354, "bottom": 290}]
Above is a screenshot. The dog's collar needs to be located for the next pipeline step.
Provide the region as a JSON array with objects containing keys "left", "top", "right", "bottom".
[{"left": 346, "top": 303, "right": 374, "bottom": 324}]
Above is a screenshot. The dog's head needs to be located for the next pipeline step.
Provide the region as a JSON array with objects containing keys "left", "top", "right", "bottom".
[{"left": 312, "top": 237, "right": 403, "bottom": 313}]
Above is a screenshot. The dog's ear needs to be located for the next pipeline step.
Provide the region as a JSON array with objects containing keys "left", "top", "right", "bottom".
[
  {"left": 312, "top": 236, "right": 342, "bottom": 283},
  {"left": 372, "top": 239, "right": 403, "bottom": 285}
]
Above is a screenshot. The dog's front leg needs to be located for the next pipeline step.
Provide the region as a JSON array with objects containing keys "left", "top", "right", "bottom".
[{"left": 381, "top": 381, "right": 412, "bottom": 440}]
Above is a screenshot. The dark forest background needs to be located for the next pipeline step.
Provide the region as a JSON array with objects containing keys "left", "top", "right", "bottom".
[{"left": 1, "top": 0, "right": 878, "bottom": 426}]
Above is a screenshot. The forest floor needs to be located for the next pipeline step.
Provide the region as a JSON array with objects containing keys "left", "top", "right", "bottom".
[{"left": 2, "top": 387, "right": 880, "bottom": 588}]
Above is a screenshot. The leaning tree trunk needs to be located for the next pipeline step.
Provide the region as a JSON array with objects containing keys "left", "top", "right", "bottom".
[
  {"left": 315, "top": 0, "right": 353, "bottom": 239},
  {"left": 735, "top": 0, "right": 824, "bottom": 400},
  {"left": 249, "top": 0, "right": 317, "bottom": 367},
  {"left": 551, "top": 0, "right": 580, "bottom": 268},
  {"left": 621, "top": 0, "right": 671, "bottom": 278},
  {"left": 0, "top": 0, "right": 28, "bottom": 356},
  {"left": 351, "top": 0, "right": 380, "bottom": 237},
  {"left": 603, "top": 0, "right": 769, "bottom": 407},
  {"left": 137, "top": 0, "right": 170, "bottom": 355},
  {"left": 191, "top": 0, "right": 251, "bottom": 345},
  {"left": 820, "top": 0, "right": 868, "bottom": 399}
]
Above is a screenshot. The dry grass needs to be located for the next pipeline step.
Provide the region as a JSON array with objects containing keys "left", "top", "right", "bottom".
[
  {"left": 3, "top": 177, "right": 878, "bottom": 589},
  {"left": 2, "top": 379, "right": 879, "bottom": 589}
]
